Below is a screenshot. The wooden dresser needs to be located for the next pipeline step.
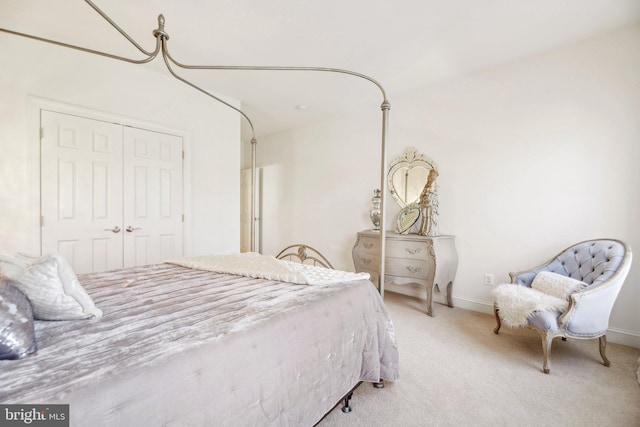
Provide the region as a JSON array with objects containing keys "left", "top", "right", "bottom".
[{"left": 352, "top": 230, "right": 458, "bottom": 316}]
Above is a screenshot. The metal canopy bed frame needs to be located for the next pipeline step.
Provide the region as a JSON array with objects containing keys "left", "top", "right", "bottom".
[{"left": 0, "top": 0, "right": 390, "bottom": 296}]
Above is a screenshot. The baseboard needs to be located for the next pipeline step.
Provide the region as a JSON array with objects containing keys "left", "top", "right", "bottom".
[
  {"left": 385, "top": 284, "right": 496, "bottom": 314},
  {"left": 385, "top": 286, "right": 640, "bottom": 349},
  {"left": 606, "top": 327, "right": 640, "bottom": 349},
  {"left": 451, "top": 296, "right": 494, "bottom": 315}
]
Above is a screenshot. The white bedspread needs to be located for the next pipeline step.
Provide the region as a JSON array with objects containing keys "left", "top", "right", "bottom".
[{"left": 165, "top": 252, "right": 370, "bottom": 285}]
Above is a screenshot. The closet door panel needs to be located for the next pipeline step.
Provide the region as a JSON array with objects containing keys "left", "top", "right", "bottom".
[
  {"left": 40, "top": 111, "right": 124, "bottom": 274},
  {"left": 123, "top": 127, "right": 183, "bottom": 267}
]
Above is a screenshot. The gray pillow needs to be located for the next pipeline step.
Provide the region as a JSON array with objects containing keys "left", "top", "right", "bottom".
[{"left": 0, "top": 280, "right": 37, "bottom": 360}]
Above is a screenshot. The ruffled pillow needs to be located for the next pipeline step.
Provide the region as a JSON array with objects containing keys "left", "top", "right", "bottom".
[
  {"left": 8, "top": 254, "right": 102, "bottom": 320},
  {"left": 531, "top": 271, "right": 587, "bottom": 300},
  {"left": 0, "top": 280, "right": 37, "bottom": 360}
]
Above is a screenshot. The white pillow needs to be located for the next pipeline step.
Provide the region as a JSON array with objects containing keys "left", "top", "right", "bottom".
[
  {"left": 9, "top": 254, "right": 102, "bottom": 320},
  {"left": 531, "top": 271, "right": 587, "bottom": 300},
  {"left": 0, "top": 255, "right": 30, "bottom": 279}
]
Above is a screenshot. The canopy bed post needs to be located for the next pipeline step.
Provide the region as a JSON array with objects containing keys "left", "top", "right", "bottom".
[
  {"left": 250, "top": 137, "right": 257, "bottom": 252},
  {"left": 379, "top": 100, "right": 390, "bottom": 297}
]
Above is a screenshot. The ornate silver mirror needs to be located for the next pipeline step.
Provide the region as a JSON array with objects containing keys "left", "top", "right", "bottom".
[{"left": 388, "top": 147, "right": 438, "bottom": 208}]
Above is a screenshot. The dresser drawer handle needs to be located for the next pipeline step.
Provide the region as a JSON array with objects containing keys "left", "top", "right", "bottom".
[
  {"left": 360, "top": 257, "right": 372, "bottom": 265},
  {"left": 406, "top": 266, "right": 421, "bottom": 274},
  {"left": 405, "top": 247, "right": 422, "bottom": 255},
  {"left": 363, "top": 242, "right": 374, "bottom": 249}
]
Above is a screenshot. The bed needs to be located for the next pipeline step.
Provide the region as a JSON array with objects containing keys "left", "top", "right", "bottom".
[
  {"left": 0, "top": 255, "right": 399, "bottom": 426},
  {"left": 1, "top": 3, "right": 398, "bottom": 424}
]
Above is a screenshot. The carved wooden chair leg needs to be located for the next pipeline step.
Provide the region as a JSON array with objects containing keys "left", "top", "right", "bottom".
[
  {"left": 493, "top": 304, "right": 501, "bottom": 334},
  {"left": 541, "top": 331, "right": 553, "bottom": 374},
  {"left": 599, "top": 335, "right": 611, "bottom": 367}
]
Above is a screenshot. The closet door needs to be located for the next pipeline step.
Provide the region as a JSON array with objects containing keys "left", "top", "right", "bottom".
[
  {"left": 40, "top": 111, "right": 124, "bottom": 274},
  {"left": 123, "top": 127, "right": 183, "bottom": 267}
]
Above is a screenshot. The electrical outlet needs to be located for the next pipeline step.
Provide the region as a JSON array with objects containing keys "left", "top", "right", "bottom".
[{"left": 483, "top": 273, "right": 495, "bottom": 286}]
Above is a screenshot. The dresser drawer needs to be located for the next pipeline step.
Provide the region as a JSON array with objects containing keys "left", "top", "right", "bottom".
[
  {"left": 354, "top": 235, "right": 380, "bottom": 255},
  {"left": 386, "top": 239, "right": 432, "bottom": 260},
  {"left": 355, "top": 234, "right": 432, "bottom": 260},
  {"left": 385, "top": 257, "right": 430, "bottom": 279},
  {"left": 353, "top": 252, "right": 380, "bottom": 271}
]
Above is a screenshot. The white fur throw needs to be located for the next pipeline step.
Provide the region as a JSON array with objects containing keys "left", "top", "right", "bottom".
[
  {"left": 493, "top": 284, "right": 568, "bottom": 328},
  {"left": 531, "top": 271, "right": 586, "bottom": 300}
]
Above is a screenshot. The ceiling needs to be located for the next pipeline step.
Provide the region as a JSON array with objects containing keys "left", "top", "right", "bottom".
[{"left": 2, "top": 0, "right": 640, "bottom": 139}]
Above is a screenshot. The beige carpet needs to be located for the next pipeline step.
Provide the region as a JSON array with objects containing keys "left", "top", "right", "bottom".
[{"left": 320, "top": 292, "right": 640, "bottom": 426}]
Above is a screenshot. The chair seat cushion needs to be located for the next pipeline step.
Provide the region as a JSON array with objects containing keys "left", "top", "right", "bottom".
[
  {"left": 527, "top": 309, "right": 561, "bottom": 332},
  {"left": 493, "top": 284, "right": 567, "bottom": 328}
]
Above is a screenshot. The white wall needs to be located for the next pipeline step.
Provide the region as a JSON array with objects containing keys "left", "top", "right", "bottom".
[
  {"left": 0, "top": 34, "right": 241, "bottom": 257},
  {"left": 254, "top": 25, "right": 640, "bottom": 347}
]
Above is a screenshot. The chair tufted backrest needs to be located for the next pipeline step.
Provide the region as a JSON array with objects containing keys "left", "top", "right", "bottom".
[{"left": 535, "top": 240, "right": 626, "bottom": 288}]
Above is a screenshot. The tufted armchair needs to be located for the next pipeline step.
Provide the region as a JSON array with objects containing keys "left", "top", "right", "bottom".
[{"left": 493, "top": 239, "right": 632, "bottom": 374}]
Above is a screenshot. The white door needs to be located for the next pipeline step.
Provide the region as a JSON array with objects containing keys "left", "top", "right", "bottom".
[
  {"left": 41, "top": 111, "right": 184, "bottom": 273},
  {"left": 123, "top": 127, "right": 183, "bottom": 267},
  {"left": 40, "top": 110, "right": 124, "bottom": 274}
]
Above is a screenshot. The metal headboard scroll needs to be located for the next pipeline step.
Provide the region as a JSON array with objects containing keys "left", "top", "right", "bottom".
[
  {"left": 275, "top": 244, "right": 335, "bottom": 270},
  {"left": 0, "top": 0, "right": 391, "bottom": 297}
]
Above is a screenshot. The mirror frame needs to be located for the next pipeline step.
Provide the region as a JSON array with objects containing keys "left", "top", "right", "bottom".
[
  {"left": 396, "top": 203, "right": 420, "bottom": 234},
  {"left": 387, "top": 147, "right": 438, "bottom": 208}
]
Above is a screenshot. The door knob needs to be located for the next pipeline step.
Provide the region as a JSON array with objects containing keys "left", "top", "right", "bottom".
[
  {"left": 126, "top": 226, "right": 142, "bottom": 232},
  {"left": 104, "top": 226, "right": 121, "bottom": 233}
]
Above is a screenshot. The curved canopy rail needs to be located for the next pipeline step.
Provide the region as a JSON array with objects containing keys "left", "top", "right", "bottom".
[{"left": 0, "top": 0, "right": 391, "bottom": 296}]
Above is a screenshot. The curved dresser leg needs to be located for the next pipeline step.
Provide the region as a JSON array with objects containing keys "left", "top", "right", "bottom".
[
  {"left": 493, "top": 304, "right": 501, "bottom": 334},
  {"left": 599, "top": 335, "right": 610, "bottom": 367},
  {"left": 445, "top": 281, "right": 454, "bottom": 308},
  {"left": 426, "top": 286, "right": 434, "bottom": 317}
]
